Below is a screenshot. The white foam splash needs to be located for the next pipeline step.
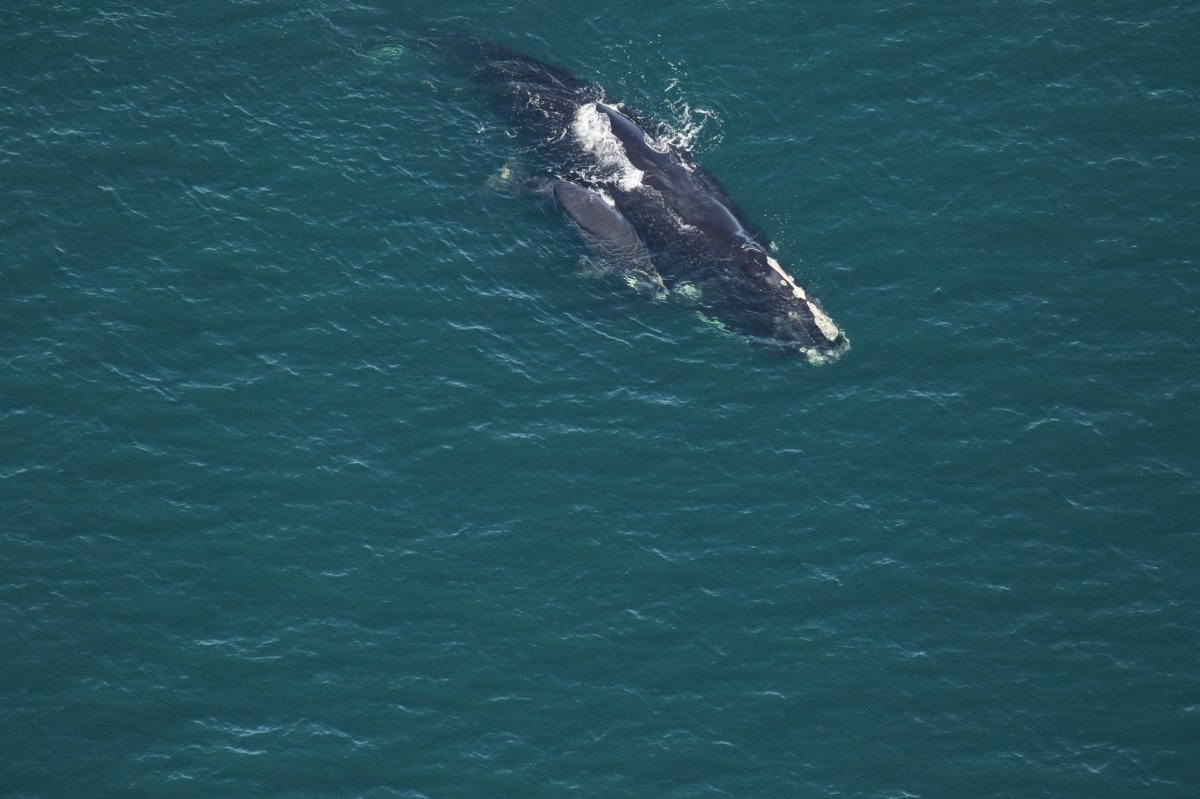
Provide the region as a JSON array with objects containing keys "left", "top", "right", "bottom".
[
  {"left": 661, "top": 101, "right": 720, "bottom": 153},
  {"left": 571, "top": 103, "right": 644, "bottom": 191},
  {"left": 660, "top": 70, "right": 722, "bottom": 153}
]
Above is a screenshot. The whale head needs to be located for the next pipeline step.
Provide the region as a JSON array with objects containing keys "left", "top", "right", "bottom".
[
  {"left": 730, "top": 242, "right": 850, "bottom": 362},
  {"left": 776, "top": 303, "right": 850, "bottom": 364}
]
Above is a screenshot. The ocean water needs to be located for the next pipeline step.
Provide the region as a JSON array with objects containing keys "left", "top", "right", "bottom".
[{"left": 2, "top": 1, "right": 1197, "bottom": 797}]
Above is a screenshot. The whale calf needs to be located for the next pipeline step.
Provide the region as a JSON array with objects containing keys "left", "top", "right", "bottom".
[
  {"left": 551, "top": 179, "right": 667, "bottom": 298},
  {"left": 552, "top": 180, "right": 642, "bottom": 254},
  {"left": 454, "top": 36, "right": 849, "bottom": 362}
]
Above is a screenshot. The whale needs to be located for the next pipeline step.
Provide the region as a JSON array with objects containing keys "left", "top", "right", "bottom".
[
  {"left": 551, "top": 179, "right": 668, "bottom": 299},
  {"left": 453, "top": 36, "right": 849, "bottom": 362}
]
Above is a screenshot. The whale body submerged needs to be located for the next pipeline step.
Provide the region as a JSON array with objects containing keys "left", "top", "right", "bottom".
[{"left": 456, "top": 36, "right": 849, "bottom": 363}]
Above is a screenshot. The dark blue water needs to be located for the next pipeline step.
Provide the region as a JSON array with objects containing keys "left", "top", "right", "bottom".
[{"left": 3, "top": 2, "right": 1197, "bottom": 797}]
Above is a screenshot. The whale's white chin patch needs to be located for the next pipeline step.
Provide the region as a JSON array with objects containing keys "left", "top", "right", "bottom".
[{"left": 572, "top": 103, "right": 644, "bottom": 191}]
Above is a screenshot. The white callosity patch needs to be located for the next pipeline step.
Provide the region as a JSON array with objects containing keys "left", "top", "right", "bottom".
[
  {"left": 571, "top": 103, "right": 644, "bottom": 192},
  {"left": 765, "top": 255, "right": 840, "bottom": 342},
  {"left": 807, "top": 302, "right": 841, "bottom": 342},
  {"left": 765, "top": 255, "right": 806, "bottom": 299}
]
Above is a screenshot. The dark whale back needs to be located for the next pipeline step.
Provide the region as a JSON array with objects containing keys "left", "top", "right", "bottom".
[{"left": 446, "top": 35, "right": 598, "bottom": 135}]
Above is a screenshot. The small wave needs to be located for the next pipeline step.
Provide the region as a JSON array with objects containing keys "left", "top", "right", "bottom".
[{"left": 660, "top": 74, "right": 723, "bottom": 153}]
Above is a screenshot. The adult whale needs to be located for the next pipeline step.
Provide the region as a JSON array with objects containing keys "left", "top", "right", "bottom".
[{"left": 451, "top": 36, "right": 849, "bottom": 363}]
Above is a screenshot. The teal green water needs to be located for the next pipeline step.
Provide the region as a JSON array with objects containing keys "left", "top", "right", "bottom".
[{"left": 3, "top": 2, "right": 1197, "bottom": 797}]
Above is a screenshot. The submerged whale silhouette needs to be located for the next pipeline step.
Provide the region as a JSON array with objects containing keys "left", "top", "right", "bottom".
[{"left": 455, "top": 36, "right": 849, "bottom": 363}]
